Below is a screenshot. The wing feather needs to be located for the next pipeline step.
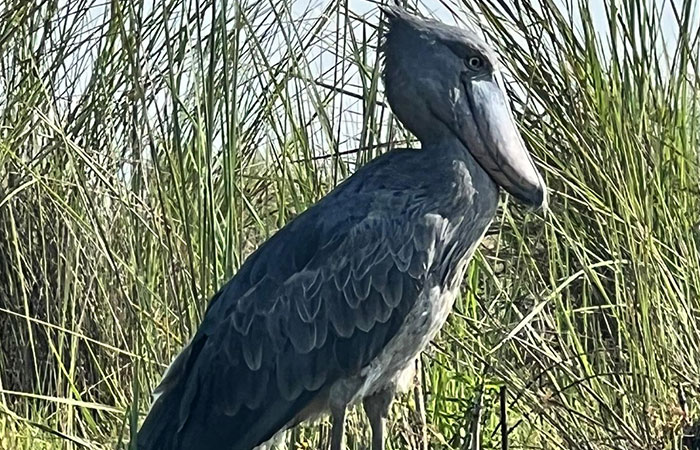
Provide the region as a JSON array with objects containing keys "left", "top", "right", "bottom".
[{"left": 382, "top": 268, "right": 405, "bottom": 308}]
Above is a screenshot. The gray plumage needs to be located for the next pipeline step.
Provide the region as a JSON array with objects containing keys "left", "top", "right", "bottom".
[{"left": 137, "top": 5, "right": 547, "bottom": 450}]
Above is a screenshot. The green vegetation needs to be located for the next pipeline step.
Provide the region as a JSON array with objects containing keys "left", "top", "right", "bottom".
[{"left": 1, "top": 0, "right": 698, "bottom": 448}]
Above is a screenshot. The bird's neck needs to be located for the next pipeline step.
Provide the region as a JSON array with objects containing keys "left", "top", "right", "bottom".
[
  {"left": 419, "top": 134, "right": 499, "bottom": 213},
  {"left": 420, "top": 135, "right": 486, "bottom": 177}
]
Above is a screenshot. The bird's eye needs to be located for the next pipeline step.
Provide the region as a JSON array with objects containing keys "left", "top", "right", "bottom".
[{"left": 467, "top": 56, "right": 484, "bottom": 70}]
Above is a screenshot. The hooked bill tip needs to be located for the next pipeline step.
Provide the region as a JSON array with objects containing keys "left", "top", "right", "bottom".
[{"left": 518, "top": 182, "right": 549, "bottom": 213}]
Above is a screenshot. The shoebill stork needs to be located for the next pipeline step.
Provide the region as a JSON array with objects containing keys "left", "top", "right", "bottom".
[{"left": 137, "top": 4, "right": 546, "bottom": 450}]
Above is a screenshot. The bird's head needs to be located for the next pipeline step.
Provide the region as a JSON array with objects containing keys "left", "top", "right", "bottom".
[{"left": 381, "top": 5, "right": 547, "bottom": 210}]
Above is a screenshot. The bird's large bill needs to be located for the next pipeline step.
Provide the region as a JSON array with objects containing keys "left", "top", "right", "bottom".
[{"left": 464, "top": 75, "right": 547, "bottom": 210}]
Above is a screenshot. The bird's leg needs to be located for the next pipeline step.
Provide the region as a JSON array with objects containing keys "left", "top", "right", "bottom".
[
  {"left": 330, "top": 404, "right": 346, "bottom": 450},
  {"left": 363, "top": 388, "right": 394, "bottom": 450}
]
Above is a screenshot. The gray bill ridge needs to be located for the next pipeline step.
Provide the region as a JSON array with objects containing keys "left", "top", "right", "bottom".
[{"left": 464, "top": 74, "right": 547, "bottom": 208}]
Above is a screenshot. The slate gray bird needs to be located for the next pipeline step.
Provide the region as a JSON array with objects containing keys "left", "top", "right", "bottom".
[{"left": 137, "top": 5, "right": 547, "bottom": 450}]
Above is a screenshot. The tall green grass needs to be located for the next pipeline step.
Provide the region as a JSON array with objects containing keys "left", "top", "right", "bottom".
[{"left": 0, "top": 0, "right": 698, "bottom": 449}]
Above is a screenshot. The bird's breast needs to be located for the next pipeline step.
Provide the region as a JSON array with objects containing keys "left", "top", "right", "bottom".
[
  {"left": 354, "top": 283, "right": 458, "bottom": 399},
  {"left": 352, "top": 205, "right": 496, "bottom": 403}
]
